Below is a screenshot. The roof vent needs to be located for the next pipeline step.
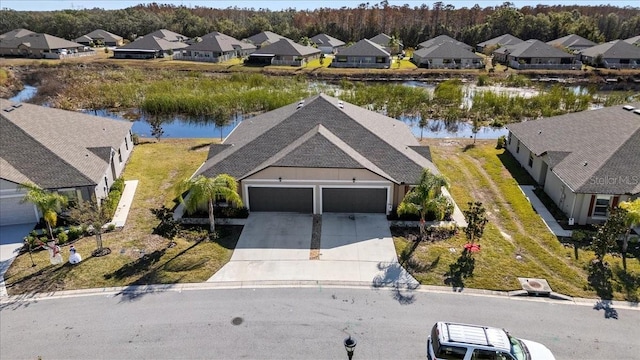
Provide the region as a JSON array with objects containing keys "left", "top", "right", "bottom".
[
  {"left": 622, "top": 105, "right": 635, "bottom": 111},
  {"left": 12, "top": 103, "right": 22, "bottom": 108},
  {"left": 3, "top": 107, "right": 15, "bottom": 112},
  {"left": 296, "top": 103, "right": 303, "bottom": 109},
  {"left": 634, "top": 109, "right": 640, "bottom": 116}
]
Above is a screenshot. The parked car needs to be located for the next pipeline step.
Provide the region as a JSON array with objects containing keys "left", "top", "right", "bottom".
[{"left": 427, "top": 321, "right": 555, "bottom": 360}]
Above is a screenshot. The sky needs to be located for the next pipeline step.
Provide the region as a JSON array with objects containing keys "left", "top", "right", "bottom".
[{"left": 2, "top": 0, "right": 638, "bottom": 11}]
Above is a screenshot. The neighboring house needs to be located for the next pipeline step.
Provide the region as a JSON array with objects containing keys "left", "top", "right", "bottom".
[
  {"left": 624, "top": 35, "right": 640, "bottom": 46},
  {"left": 332, "top": 39, "right": 391, "bottom": 69},
  {"left": 493, "top": 39, "right": 577, "bottom": 69},
  {"left": 412, "top": 42, "right": 484, "bottom": 69},
  {"left": 0, "top": 32, "right": 91, "bottom": 59},
  {"left": 310, "top": 33, "right": 345, "bottom": 54},
  {"left": 74, "top": 29, "right": 124, "bottom": 47},
  {"left": 246, "top": 38, "right": 320, "bottom": 66},
  {"left": 505, "top": 104, "right": 640, "bottom": 226},
  {"left": 144, "top": 29, "right": 188, "bottom": 43},
  {"left": 192, "top": 94, "right": 439, "bottom": 215},
  {"left": 113, "top": 36, "right": 188, "bottom": 59},
  {"left": 244, "top": 31, "right": 289, "bottom": 49},
  {"left": 547, "top": 34, "right": 596, "bottom": 53},
  {"left": 476, "top": 34, "right": 523, "bottom": 53},
  {"left": 176, "top": 32, "right": 256, "bottom": 63},
  {"left": 0, "top": 99, "right": 134, "bottom": 226},
  {"left": 579, "top": 40, "right": 640, "bottom": 69},
  {"left": 369, "top": 33, "right": 403, "bottom": 54},
  {"left": 418, "top": 35, "right": 473, "bottom": 52}
]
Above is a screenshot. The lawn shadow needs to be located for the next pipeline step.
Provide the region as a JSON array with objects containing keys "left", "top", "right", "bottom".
[
  {"left": 115, "top": 283, "right": 179, "bottom": 303},
  {"left": 496, "top": 151, "right": 537, "bottom": 185},
  {"left": 444, "top": 249, "right": 475, "bottom": 292},
  {"left": 189, "top": 142, "right": 212, "bottom": 151},
  {"left": 613, "top": 265, "right": 640, "bottom": 303},
  {"left": 372, "top": 261, "right": 419, "bottom": 305},
  {"left": 587, "top": 259, "right": 613, "bottom": 300}
]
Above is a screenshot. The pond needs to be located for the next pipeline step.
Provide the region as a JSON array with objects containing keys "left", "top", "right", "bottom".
[{"left": 9, "top": 85, "right": 508, "bottom": 139}]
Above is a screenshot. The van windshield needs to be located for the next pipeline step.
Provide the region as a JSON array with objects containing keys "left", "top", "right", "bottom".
[{"left": 509, "top": 335, "right": 529, "bottom": 360}]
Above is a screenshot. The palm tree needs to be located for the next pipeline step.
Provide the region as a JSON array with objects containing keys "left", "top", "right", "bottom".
[
  {"left": 397, "top": 169, "right": 450, "bottom": 234},
  {"left": 619, "top": 199, "right": 640, "bottom": 271},
  {"left": 19, "top": 183, "right": 68, "bottom": 239},
  {"left": 177, "top": 174, "right": 243, "bottom": 232}
]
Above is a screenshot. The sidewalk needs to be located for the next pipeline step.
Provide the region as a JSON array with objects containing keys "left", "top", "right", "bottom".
[
  {"left": 519, "top": 185, "right": 572, "bottom": 238},
  {"left": 109, "top": 180, "right": 138, "bottom": 228}
]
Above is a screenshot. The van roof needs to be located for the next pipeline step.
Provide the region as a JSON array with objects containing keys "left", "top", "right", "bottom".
[{"left": 439, "top": 322, "right": 511, "bottom": 351}]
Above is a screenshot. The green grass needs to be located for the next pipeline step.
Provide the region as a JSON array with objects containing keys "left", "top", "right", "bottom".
[
  {"left": 397, "top": 140, "right": 640, "bottom": 300},
  {"left": 4, "top": 139, "right": 241, "bottom": 295}
]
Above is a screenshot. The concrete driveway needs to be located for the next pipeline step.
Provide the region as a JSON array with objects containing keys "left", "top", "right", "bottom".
[
  {"left": 1, "top": 223, "right": 35, "bottom": 297},
  {"left": 209, "top": 212, "right": 417, "bottom": 287}
]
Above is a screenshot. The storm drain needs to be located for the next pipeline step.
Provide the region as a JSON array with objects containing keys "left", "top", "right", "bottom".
[{"left": 517, "top": 277, "right": 552, "bottom": 296}]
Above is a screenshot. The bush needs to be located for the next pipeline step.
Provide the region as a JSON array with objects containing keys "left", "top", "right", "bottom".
[
  {"left": 107, "top": 223, "right": 116, "bottom": 232},
  {"left": 57, "top": 232, "right": 68, "bottom": 244},
  {"left": 132, "top": 133, "right": 140, "bottom": 145},
  {"left": 496, "top": 135, "right": 506, "bottom": 149},
  {"left": 477, "top": 74, "right": 490, "bottom": 86},
  {"left": 111, "top": 177, "right": 125, "bottom": 193},
  {"left": 68, "top": 226, "right": 83, "bottom": 241}
]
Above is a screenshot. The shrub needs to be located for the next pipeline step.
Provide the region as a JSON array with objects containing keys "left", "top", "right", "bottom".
[
  {"left": 111, "top": 177, "right": 125, "bottom": 193},
  {"left": 132, "top": 133, "right": 140, "bottom": 145},
  {"left": 57, "top": 232, "right": 68, "bottom": 244},
  {"left": 68, "top": 226, "right": 83, "bottom": 241},
  {"left": 107, "top": 223, "right": 116, "bottom": 232},
  {"left": 496, "top": 135, "right": 506, "bottom": 149},
  {"left": 477, "top": 74, "right": 489, "bottom": 86}
]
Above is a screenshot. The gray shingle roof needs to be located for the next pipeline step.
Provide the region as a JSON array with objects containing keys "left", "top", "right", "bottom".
[
  {"left": 507, "top": 104, "right": 640, "bottom": 195},
  {"left": 369, "top": 33, "right": 402, "bottom": 46},
  {"left": 116, "top": 36, "right": 188, "bottom": 51},
  {"left": 477, "top": 34, "right": 523, "bottom": 48},
  {"left": 245, "top": 31, "right": 288, "bottom": 46},
  {"left": 499, "top": 39, "right": 573, "bottom": 58},
  {"left": 625, "top": 35, "right": 640, "bottom": 45},
  {"left": 145, "top": 29, "right": 187, "bottom": 42},
  {"left": 579, "top": 40, "right": 640, "bottom": 59},
  {"left": 185, "top": 32, "right": 256, "bottom": 52},
  {"left": 0, "top": 33, "right": 84, "bottom": 51},
  {"left": 0, "top": 28, "right": 35, "bottom": 40},
  {"left": 336, "top": 39, "right": 390, "bottom": 57},
  {"left": 310, "top": 34, "right": 345, "bottom": 48},
  {"left": 547, "top": 34, "right": 596, "bottom": 49},
  {"left": 413, "top": 41, "right": 481, "bottom": 59},
  {"left": 75, "top": 29, "right": 123, "bottom": 43},
  {"left": 197, "top": 94, "right": 437, "bottom": 184},
  {"left": 0, "top": 99, "right": 132, "bottom": 189},
  {"left": 418, "top": 35, "right": 472, "bottom": 51},
  {"left": 251, "top": 38, "right": 320, "bottom": 57}
]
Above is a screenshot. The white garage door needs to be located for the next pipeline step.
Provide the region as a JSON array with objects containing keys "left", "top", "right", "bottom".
[{"left": 0, "top": 196, "right": 37, "bottom": 226}]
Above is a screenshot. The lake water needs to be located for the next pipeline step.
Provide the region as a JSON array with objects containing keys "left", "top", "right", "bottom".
[{"left": 9, "top": 84, "right": 508, "bottom": 139}]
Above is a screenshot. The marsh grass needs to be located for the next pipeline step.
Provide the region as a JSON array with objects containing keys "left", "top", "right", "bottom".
[{"left": 4, "top": 139, "right": 240, "bottom": 295}]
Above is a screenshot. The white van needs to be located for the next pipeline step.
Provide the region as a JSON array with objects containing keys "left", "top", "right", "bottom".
[{"left": 427, "top": 321, "right": 555, "bottom": 360}]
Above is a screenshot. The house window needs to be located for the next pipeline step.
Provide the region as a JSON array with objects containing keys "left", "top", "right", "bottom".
[
  {"left": 336, "top": 56, "right": 347, "bottom": 62},
  {"left": 516, "top": 139, "right": 520, "bottom": 153},
  {"left": 593, "top": 195, "right": 611, "bottom": 217},
  {"left": 57, "top": 188, "right": 81, "bottom": 206},
  {"left": 507, "top": 132, "right": 512, "bottom": 144},
  {"left": 528, "top": 151, "right": 534, "bottom": 167},
  {"left": 118, "top": 148, "right": 123, "bottom": 163},
  {"left": 125, "top": 135, "right": 129, "bottom": 150},
  {"left": 376, "top": 57, "right": 386, "bottom": 63},
  {"left": 104, "top": 176, "right": 109, "bottom": 189}
]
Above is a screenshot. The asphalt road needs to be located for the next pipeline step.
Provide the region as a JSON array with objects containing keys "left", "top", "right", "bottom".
[{"left": 1, "top": 286, "right": 638, "bottom": 359}]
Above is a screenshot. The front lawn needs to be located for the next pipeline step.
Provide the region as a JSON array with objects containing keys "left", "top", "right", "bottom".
[
  {"left": 4, "top": 139, "right": 240, "bottom": 295},
  {"left": 396, "top": 139, "right": 640, "bottom": 301}
]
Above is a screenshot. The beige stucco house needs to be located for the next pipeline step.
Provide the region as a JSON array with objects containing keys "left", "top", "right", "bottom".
[
  {"left": 193, "top": 94, "right": 439, "bottom": 215},
  {"left": 0, "top": 99, "right": 134, "bottom": 226},
  {"left": 506, "top": 104, "right": 640, "bottom": 225}
]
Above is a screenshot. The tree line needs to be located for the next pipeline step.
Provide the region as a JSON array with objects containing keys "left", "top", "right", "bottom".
[{"left": 1, "top": 2, "right": 638, "bottom": 48}]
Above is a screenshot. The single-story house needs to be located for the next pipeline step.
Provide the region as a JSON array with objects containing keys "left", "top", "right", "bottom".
[
  {"left": 547, "top": 34, "right": 596, "bottom": 53},
  {"left": 476, "top": 34, "right": 523, "bottom": 53},
  {"left": 244, "top": 31, "right": 289, "bottom": 49},
  {"left": 418, "top": 35, "right": 473, "bottom": 52},
  {"left": 412, "top": 41, "right": 484, "bottom": 69},
  {"left": 191, "top": 94, "right": 439, "bottom": 215},
  {"left": 113, "top": 35, "right": 188, "bottom": 59},
  {"left": 74, "top": 29, "right": 124, "bottom": 47},
  {"left": 144, "top": 29, "right": 188, "bottom": 43},
  {"left": 369, "top": 33, "right": 403, "bottom": 54},
  {"left": 245, "top": 38, "right": 320, "bottom": 66},
  {"left": 0, "top": 32, "right": 90, "bottom": 58},
  {"left": 0, "top": 99, "right": 134, "bottom": 226},
  {"left": 493, "top": 39, "right": 577, "bottom": 69},
  {"left": 505, "top": 104, "right": 640, "bottom": 226},
  {"left": 578, "top": 40, "right": 640, "bottom": 69},
  {"left": 310, "top": 33, "right": 345, "bottom": 54},
  {"left": 624, "top": 35, "right": 640, "bottom": 46},
  {"left": 176, "top": 32, "right": 256, "bottom": 63},
  {"left": 0, "top": 28, "right": 35, "bottom": 40},
  {"left": 332, "top": 39, "right": 391, "bottom": 69}
]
